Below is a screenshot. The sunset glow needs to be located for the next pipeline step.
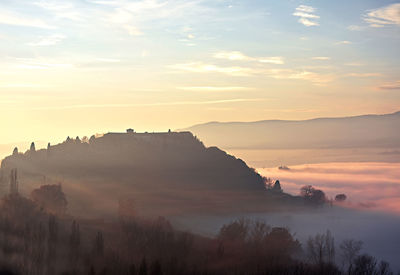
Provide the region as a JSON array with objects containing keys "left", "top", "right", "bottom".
[{"left": 1, "top": 0, "right": 400, "bottom": 144}]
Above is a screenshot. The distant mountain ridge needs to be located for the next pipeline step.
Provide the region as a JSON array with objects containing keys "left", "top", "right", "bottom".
[
  {"left": 183, "top": 111, "right": 400, "bottom": 150},
  {"left": 192, "top": 111, "right": 400, "bottom": 125}
]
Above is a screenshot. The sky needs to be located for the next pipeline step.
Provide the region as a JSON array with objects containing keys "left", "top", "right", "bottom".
[{"left": 0, "top": 0, "right": 400, "bottom": 144}]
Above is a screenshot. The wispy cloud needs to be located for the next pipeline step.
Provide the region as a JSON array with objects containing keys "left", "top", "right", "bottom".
[
  {"left": 347, "top": 25, "right": 364, "bottom": 31},
  {"left": 293, "top": 5, "right": 319, "bottom": 26},
  {"left": 27, "top": 34, "right": 66, "bottom": 46},
  {"left": 266, "top": 69, "right": 334, "bottom": 85},
  {"left": 258, "top": 57, "right": 284, "bottom": 65},
  {"left": 30, "top": 98, "right": 267, "bottom": 110},
  {"left": 214, "top": 51, "right": 284, "bottom": 64},
  {"left": 168, "top": 62, "right": 258, "bottom": 76},
  {"left": 0, "top": 83, "right": 42, "bottom": 88},
  {"left": 123, "top": 25, "right": 144, "bottom": 36},
  {"left": 91, "top": 0, "right": 210, "bottom": 36},
  {"left": 336, "top": 40, "right": 352, "bottom": 45},
  {"left": 179, "top": 26, "right": 196, "bottom": 46},
  {"left": 178, "top": 86, "right": 253, "bottom": 92},
  {"left": 214, "top": 51, "right": 249, "bottom": 61},
  {"left": 94, "top": 58, "right": 121, "bottom": 63},
  {"left": 295, "top": 5, "right": 315, "bottom": 13},
  {"left": 263, "top": 108, "right": 319, "bottom": 114},
  {"left": 169, "top": 55, "right": 333, "bottom": 85},
  {"left": 312, "top": 57, "right": 331, "bottom": 61},
  {"left": 344, "top": 62, "right": 363, "bottom": 67},
  {"left": 0, "top": 8, "right": 55, "bottom": 29},
  {"left": 33, "top": 1, "right": 84, "bottom": 21},
  {"left": 364, "top": 3, "right": 400, "bottom": 28},
  {"left": 379, "top": 81, "right": 400, "bottom": 90},
  {"left": 346, "top": 73, "right": 381, "bottom": 77},
  {"left": 206, "top": 107, "right": 234, "bottom": 111},
  {"left": 13, "top": 58, "right": 73, "bottom": 70}
]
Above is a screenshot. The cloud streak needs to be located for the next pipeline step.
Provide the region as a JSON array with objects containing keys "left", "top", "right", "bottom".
[
  {"left": 169, "top": 60, "right": 334, "bottom": 85},
  {"left": 29, "top": 98, "right": 268, "bottom": 110},
  {"left": 214, "top": 51, "right": 284, "bottom": 65},
  {"left": 27, "top": 34, "right": 66, "bottom": 46},
  {"left": 312, "top": 57, "right": 331, "bottom": 61},
  {"left": 364, "top": 3, "right": 400, "bottom": 27},
  {"left": 0, "top": 8, "right": 55, "bottom": 29},
  {"left": 379, "top": 81, "right": 400, "bottom": 90},
  {"left": 13, "top": 58, "right": 73, "bottom": 70},
  {"left": 33, "top": 1, "right": 84, "bottom": 21},
  {"left": 168, "top": 62, "right": 258, "bottom": 76},
  {"left": 266, "top": 69, "right": 334, "bottom": 85},
  {"left": 335, "top": 40, "right": 352, "bottom": 45},
  {"left": 178, "top": 86, "right": 253, "bottom": 92},
  {"left": 346, "top": 72, "right": 381, "bottom": 77},
  {"left": 293, "top": 5, "right": 319, "bottom": 26}
]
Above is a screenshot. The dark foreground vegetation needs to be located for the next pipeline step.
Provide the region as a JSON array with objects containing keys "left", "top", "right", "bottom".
[{"left": 0, "top": 185, "right": 396, "bottom": 275}]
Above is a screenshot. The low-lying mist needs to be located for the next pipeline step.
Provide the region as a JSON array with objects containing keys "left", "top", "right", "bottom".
[
  {"left": 257, "top": 162, "right": 400, "bottom": 214},
  {"left": 169, "top": 162, "right": 400, "bottom": 271},
  {"left": 171, "top": 207, "right": 400, "bottom": 271}
]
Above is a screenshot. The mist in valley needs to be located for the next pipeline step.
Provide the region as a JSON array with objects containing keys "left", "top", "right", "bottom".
[{"left": 0, "top": 130, "right": 399, "bottom": 274}]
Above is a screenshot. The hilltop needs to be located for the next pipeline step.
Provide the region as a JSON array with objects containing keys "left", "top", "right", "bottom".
[{"left": 0, "top": 131, "right": 299, "bottom": 218}]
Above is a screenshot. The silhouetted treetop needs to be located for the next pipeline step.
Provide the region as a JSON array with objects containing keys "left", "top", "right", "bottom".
[
  {"left": 30, "top": 142, "right": 36, "bottom": 152},
  {"left": 272, "top": 180, "right": 283, "bottom": 193},
  {"left": 335, "top": 194, "right": 347, "bottom": 202},
  {"left": 300, "top": 185, "right": 326, "bottom": 205}
]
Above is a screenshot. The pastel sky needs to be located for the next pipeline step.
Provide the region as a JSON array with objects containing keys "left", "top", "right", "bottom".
[{"left": 0, "top": 0, "right": 400, "bottom": 144}]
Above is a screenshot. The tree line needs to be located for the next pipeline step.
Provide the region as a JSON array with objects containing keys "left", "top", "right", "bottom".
[{"left": 0, "top": 188, "right": 396, "bottom": 275}]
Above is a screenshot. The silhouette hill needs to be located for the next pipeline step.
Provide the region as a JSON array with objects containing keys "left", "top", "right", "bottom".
[{"left": 0, "top": 131, "right": 300, "bottom": 218}]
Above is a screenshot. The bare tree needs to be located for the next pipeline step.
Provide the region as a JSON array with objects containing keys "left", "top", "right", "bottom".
[
  {"left": 353, "top": 254, "right": 377, "bottom": 275},
  {"left": 377, "top": 261, "right": 392, "bottom": 275},
  {"left": 340, "top": 239, "right": 363, "bottom": 273},
  {"left": 93, "top": 231, "right": 104, "bottom": 256},
  {"left": 248, "top": 220, "right": 270, "bottom": 243},
  {"left": 218, "top": 218, "right": 249, "bottom": 243},
  {"left": 307, "top": 230, "right": 335, "bottom": 265},
  {"left": 263, "top": 177, "right": 273, "bottom": 189}
]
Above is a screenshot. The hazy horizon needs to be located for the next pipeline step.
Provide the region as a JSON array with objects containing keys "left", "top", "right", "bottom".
[
  {"left": 1, "top": 0, "right": 400, "bottom": 145},
  {"left": 1, "top": 0, "right": 400, "bottom": 274}
]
